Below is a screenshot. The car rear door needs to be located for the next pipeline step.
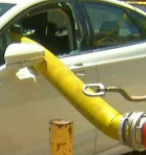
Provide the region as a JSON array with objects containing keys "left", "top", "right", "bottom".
[{"left": 79, "top": 1, "right": 146, "bottom": 154}]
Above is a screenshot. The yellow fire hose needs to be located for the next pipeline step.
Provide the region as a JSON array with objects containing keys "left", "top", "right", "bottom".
[{"left": 21, "top": 37, "right": 146, "bottom": 151}]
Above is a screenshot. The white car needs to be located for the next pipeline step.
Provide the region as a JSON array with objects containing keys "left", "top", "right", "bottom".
[{"left": 1, "top": 0, "right": 146, "bottom": 155}]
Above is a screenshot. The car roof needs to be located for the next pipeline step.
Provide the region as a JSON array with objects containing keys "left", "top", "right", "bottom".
[
  {"left": 0, "top": 0, "right": 140, "bottom": 8},
  {"left": 0, "top": 0, "right": 135, "bottom": 6},
  {"left": 0, "top": 0, "right": 145, "bottom": 16}
]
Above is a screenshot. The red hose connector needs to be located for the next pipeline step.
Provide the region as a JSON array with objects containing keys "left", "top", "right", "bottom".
[
  {"left": 119, "top": 112, "right": 146, "bottom": 151},
  {"left": 142, "top": 121, "right": 146, "bottom": 148}
]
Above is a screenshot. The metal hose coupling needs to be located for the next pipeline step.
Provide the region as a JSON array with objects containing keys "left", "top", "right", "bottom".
[{"left": 119, "top": 112, "right": 146, "bottom": 151}]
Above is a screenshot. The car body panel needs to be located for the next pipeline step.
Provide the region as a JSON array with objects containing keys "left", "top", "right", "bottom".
[
  {"left": 1, "top": 0, "right": 146, "bottom": 154},
  {"left": 0, "top": 75, "right": 96, "bottom": 155},
  {"left": 88, "top": 42, "right": 146, "bottom": 153},
  {"left": 0, "top": 0, "right": 146, "bottom": 29},
  {"left": 64, "top": 41, "right": 146, "bottom": 153}
]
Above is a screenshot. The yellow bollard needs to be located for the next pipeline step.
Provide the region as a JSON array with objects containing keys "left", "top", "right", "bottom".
[{"left": 49, "top": 119, "right": 73, "bottom": 155}]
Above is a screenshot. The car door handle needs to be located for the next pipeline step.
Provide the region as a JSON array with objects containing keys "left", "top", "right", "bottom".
[
  {"left": 70, "top": 63, "right": 84, "bottom": 70},
  {"left": 72, "top": 63, "right": 83, "bottom": 67},
  {"left": 74, "top": 63, "right": 83, "bottom": 66},
  {"left": 70, "top": 63, "right": 85, "bottom": 76},
  {"left": 70, "top": 62, "right": 95, "bottom": 70},
  {"left": 76, "top": 71, "right": 85, "bottom": 76}
]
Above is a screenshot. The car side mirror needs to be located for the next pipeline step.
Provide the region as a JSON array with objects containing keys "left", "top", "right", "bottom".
[
  {"left": 5, "top": 43, "right": 45, "bottom": 67},
  {"left": 0, "top": 43, "right": 45, "bottom": 81}
]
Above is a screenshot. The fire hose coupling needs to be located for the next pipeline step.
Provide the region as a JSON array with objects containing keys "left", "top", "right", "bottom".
[
  {"left": 83, "top": 83, "right": 146, "bottom": 151},
  {"left": 119, "top": 112, "right": 146, "bottom": 151}
]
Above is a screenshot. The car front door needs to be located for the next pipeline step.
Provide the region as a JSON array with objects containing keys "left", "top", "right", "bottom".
[
  {"left": 0, "top": 1, "right": 99, "bottom": 155},
  {"left": 80, "top": 1, "right": 146, "bottom": 154}
]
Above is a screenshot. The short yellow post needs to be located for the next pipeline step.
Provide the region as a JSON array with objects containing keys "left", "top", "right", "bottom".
[{"left": 49, "top": 119, "right": 73, "bottom": 155}]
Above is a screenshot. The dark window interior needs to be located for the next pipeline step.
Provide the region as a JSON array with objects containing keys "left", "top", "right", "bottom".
[
  {"left": 10, "top": 10, "right": 71, "bottom": 55},
  {"left": 82, "top": 2, "right": 142, "bottom": 49},
  {"left": 0, "top": 2, "right": 81, "bottom": 58}
]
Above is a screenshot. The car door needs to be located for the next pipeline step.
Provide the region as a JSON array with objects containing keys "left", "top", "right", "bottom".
[
  {"left": 0, "top": 1, "right": 99, "bottom": 155},
  {"left": 79, "top": 1, "right": 146, "bottom": 154}
]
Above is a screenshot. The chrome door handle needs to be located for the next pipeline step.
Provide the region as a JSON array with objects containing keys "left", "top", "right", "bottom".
[
  {"left": 76, "top": 72, "right": 85, "bottom": 76},
  {"left": 70, "top": 63, "right": 94, "bottom": 70},
  {"left": 74, "top": 63, "right": 83, "bottom": 67},
  {"left": 70, "top": 63, "right": 84, "bottom": 70},
  {"left": 70, "top": 63, "right": 85, "bottom": 76}
]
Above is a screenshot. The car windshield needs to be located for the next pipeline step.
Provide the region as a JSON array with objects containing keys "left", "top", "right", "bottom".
[{"left": 0, "top": 3, "right": 15, "bottom": 17}]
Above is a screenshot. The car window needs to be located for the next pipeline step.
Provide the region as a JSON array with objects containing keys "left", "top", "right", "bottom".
[
  {"left": 82, "top": 2, "right": 141, "bottom": 48},
  {"left": 0, "top": 2, "right": 84, "bottom": 64},
  {"left": 0, "top": 33, "right": 6, "bottom": 65},
  {"left": 130, "top": 11, "right": 146, "bottom": 39},
  {"left": 0, "top": 3, "right": 15, "bottom": 17}
]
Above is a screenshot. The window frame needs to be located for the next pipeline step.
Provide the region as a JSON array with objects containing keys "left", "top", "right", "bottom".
[
  {"left": 78, "top": 1, "right": 94, "bottom": 47},
  {"left": 128, "top": 9, "right": 146, "bottom": 39}
]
